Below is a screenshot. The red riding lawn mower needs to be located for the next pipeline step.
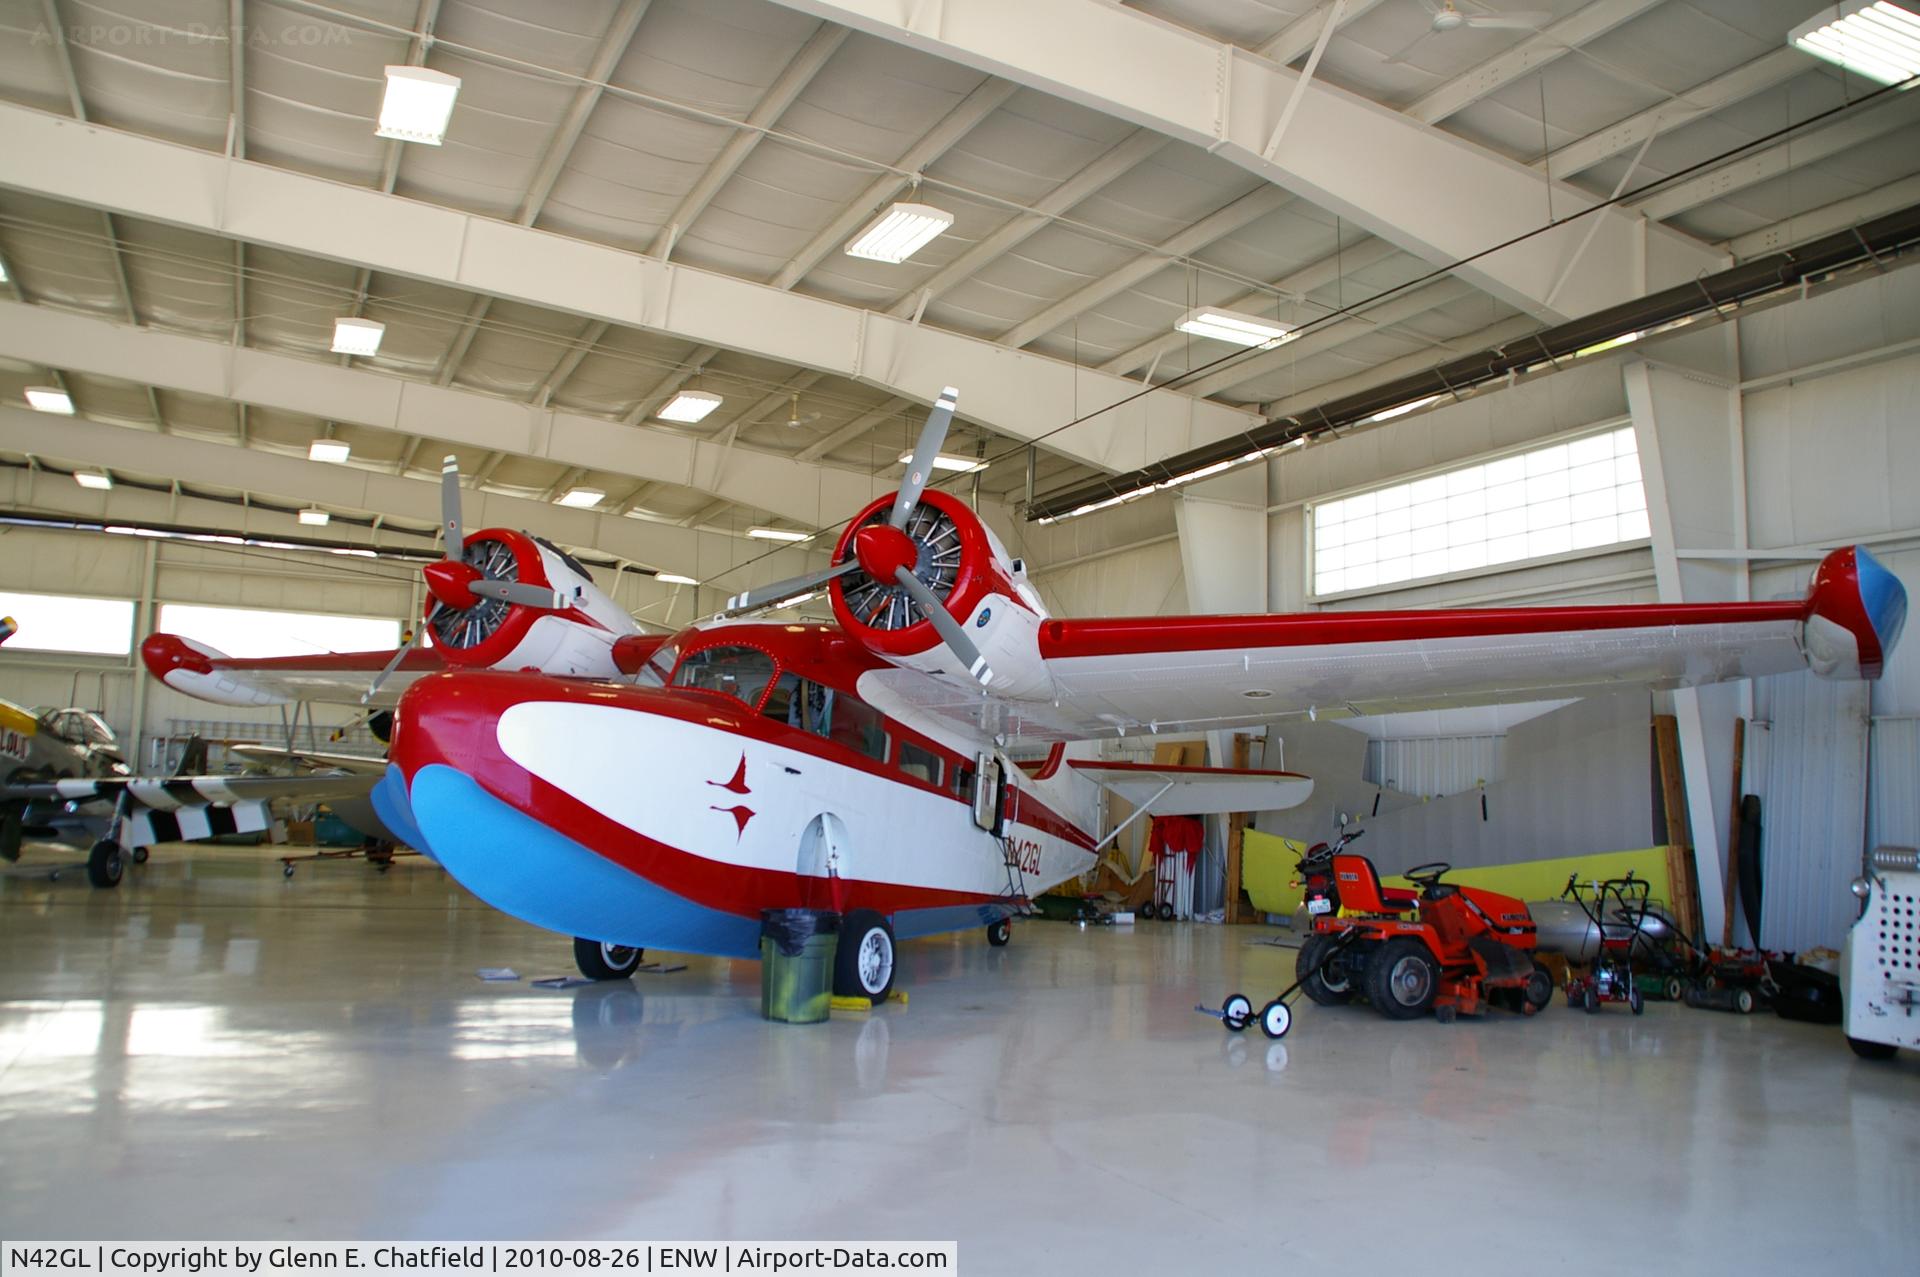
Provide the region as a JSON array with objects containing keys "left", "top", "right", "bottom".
[{"left": 1212, "top": 827, "right": 1555, "bottom": 1038}]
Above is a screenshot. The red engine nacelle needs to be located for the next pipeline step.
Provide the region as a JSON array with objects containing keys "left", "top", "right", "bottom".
[{"left": 827, "top": 489, "right": 1053, "bottom": 698}]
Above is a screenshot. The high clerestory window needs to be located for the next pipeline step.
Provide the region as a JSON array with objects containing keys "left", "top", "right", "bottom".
[
  {"left": 1309, "top": 426, "right": 1650, "bottom": 598},
  {"left": 0, "top": 591, "right": 136, "bottom": 656}
]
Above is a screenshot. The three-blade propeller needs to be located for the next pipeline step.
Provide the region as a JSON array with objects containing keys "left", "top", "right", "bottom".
[
  {"left": 722, "top": 387, "right": 993, "bottom": 687},
  {"left": 361, "top": 456, "right": 565, "bottom": 702}
]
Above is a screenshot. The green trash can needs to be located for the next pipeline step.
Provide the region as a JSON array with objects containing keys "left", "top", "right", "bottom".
[{"left": 760, "top": 908, "right": 840, "bottom": 1024}]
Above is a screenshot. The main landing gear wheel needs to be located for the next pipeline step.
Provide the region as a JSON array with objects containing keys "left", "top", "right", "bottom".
[
  {"left": 86, "top": 839, "right": 123, "bottom": 889},
  {"left": 1222, "top": 994, "right": 1253, "bottom": 1032},
  {"left": 1366, "top": 937, "right": 1439, "bottom": 1020},
  {"left": 1260, "top": 1000, "right": 1292, "bottom": 1039},
  {"left": 837, "top": 910, "right": 896, "bottom": 1003},
  {"left": 986, "top": 918, "right": 1012, "bottom": 947},
  {"left": 574, "top": 937, "right": 644, "bottom": 981},
  {"left": 1297, "top": 933, "right": 1354, "bottom": 1006}
]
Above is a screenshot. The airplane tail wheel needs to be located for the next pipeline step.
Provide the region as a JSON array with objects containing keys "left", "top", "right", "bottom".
[
  {"left": 574, "top": 936, "right": 644, "bottom": 981},
  {"left": 986, "top": 918, "right": 1011, "bottom": 947},
  {"left": 132, "top": 846, "right": 150, "bottom": 865},
  {"left": 86, "top": 839, "right": 124, "bottom": 889},
  {"left": 837, "top": 910, "right": 896, "bottom": 1003}
]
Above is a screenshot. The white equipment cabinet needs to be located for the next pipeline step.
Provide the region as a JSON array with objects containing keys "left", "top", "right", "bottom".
[{"left": 1843, "top": 846, "right": 1920, "bottom": 1059}]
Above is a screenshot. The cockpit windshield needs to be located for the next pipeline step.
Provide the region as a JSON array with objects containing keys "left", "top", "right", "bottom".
[{"left": 670, "top": 645, "right": 777, "bottom": 707}]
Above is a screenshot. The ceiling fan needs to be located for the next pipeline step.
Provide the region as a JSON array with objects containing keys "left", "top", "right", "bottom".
[
  {"left": 1385, "top": 1, "right": 1550, "bottom": 64},
  {"left": 783, "top": 393, "right": 822, "bottom": 429}
]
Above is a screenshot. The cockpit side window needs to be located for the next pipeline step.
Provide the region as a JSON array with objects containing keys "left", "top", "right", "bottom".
[{"left": 671, "top": 645, "right": 777, "bottom": 708}]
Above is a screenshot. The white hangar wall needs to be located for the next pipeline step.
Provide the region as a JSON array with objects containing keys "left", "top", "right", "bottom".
[{"left": 0, "top": 521, "right": 694, "bottom": 767}]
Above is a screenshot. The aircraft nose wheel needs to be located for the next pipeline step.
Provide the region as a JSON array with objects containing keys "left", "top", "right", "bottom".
[{"left": 1260, "top": 999, "right": 1292, "bottom": 1039}]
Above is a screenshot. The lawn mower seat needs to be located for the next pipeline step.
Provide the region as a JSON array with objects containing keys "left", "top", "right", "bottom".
[{"left": 1331, "top": 854, "right": 1420, "bottom": 914}]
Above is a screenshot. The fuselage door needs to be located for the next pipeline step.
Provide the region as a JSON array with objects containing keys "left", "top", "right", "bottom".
[{"left": 972, "top": 752, "right": 1003, "bottom": 835}]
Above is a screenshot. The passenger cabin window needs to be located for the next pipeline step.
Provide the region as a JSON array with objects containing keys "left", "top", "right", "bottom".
[
  {"left": 898, "top": 740, "right": 942, "bottom": 787},
  {"left": 671, "top": 645, "right": 776, "bottom": 707}
]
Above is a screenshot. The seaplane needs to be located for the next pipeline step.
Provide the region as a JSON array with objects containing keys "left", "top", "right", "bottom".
[{"left": 139, "top": 389, "right": 1906, "bottom": 1003}]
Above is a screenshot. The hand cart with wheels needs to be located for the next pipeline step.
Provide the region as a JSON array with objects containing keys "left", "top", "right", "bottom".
[{"left": 1198, "top": 926, "right": 1367, "bottom": 1040}]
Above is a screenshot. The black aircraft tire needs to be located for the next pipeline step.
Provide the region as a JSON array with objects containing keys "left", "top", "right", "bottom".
[
  {"left": 86, "top": 839, "right": 124, "bottom": 889},
  {"left": 836, "top": 910, "right": 897, "bottom": 1003},
  {"left": 573, "top": 937, "right": 644, "bottom": 981}
]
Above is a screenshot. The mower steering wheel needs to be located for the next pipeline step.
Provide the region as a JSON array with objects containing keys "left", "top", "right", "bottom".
[{"left": 1404, "top": 862, "right": 1451, "bottom": 888}]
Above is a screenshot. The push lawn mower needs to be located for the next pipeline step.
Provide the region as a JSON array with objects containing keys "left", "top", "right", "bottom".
[
  {"left": 1210, "top": 829, "right": 1554, "bottom": 1035},
  {"left": 1560, "top": 874, "right": 1651, "bottom": 1014}
]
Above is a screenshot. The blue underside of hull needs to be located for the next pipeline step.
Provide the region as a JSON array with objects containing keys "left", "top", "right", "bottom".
[{"left": 395, "top": 764, "right": 1013, "bottom": 959}]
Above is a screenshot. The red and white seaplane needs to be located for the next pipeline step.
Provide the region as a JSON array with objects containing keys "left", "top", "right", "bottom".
[{"left": 141, "top": 390, "right": 1906, "bottom": 1003}]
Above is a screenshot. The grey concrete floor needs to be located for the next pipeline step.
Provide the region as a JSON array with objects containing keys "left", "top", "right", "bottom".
[{"left": 1, "top": 844, "right": 1914, "bottom": 1273}]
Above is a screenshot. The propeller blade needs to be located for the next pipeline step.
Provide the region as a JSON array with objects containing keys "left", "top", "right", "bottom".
[
  {"left": 889, "top": 386, "right": 960, "bottom": 530},
  {"left": 722, "top": 561, "right": 858, "bottom": 615},
  {"left": 891, "top": 566, "right": 993, "bottom": 687},
  {"left": 362, "top": 610, "right": 431, "bottom": 704},
  {"left": 468, "top": 579, "right": 566, "bottom": 610},
  {"left": 440, "top": 455, "right": 464, "bottom": 560}
]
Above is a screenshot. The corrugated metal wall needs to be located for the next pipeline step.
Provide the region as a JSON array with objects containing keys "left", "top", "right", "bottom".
[
  {"left": 1754, "top": 672, "right": 1871, "bottom": 952},
  {"left": 1869, "top": 718, "right": 1920, "bottom": 852},
  {"left": 1364, "top": 736, "right": 1506, "bottom": 798}
]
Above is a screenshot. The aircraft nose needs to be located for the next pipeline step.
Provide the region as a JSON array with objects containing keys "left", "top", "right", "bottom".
[{"left": 391, "top": 670, "right": 501, "bottom": 780}]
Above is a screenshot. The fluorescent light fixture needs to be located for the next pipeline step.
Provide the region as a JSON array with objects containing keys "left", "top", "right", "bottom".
[
  {"left": 331, "top": 318, "right": 385, "bottom": 357},
  {"left": 556, "top": 487, "right": 604, "bottom": 509},
  {"left": 1365, "top": 394, "right": 1443, "bottom": 424},
  {"left": 0, "top": 256, "right": 9, "bottom": 283},
  {"left": 297, "top": 507, "right": 330, "bottom": 526},
  {"left": 376, "top": 65, "right": 462, "bottom": 144},
  {"left": 308, "top": 440, "right": 351, "bottom": 464},
  {"left": 844, "top": 202, "right": 955, "bottom": 264},
  {"left": 1574, "top": 331, "right": 1645, "bottom": 359},
  {"left": 25, "top": 386, "right": 74, "bottom": 414},
  {"left": 1175, "top": 307, "right": 1293, "bottom": 348},
  {"left": 657, "top": 390, "right": 724, "bottom": 424},
  {"left": 898, "top": 451, "right": 988, "bottom": 474},
  {"left": 656, "top": 572, "right": 699, "bottom": 586},
  {"left": 775, "top": 591, "right": 818, "bottom": 608},
  {"left": 747, "top": 527, "right": 812, "bottom": 542},
  {"left": 73, "top": 471, "right": 113, "bottom": 491},
  {"left": 1789, "top": 2, "right": 1920, "bottom": 85}
]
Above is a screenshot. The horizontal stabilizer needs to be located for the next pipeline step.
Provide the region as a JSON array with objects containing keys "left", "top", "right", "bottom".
[{"left": 1068, "top": 760, "right": 1313, "bottom": 815}]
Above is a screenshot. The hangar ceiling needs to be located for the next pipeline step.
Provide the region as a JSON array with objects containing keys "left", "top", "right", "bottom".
[{"left": 0, "top": 0, "right": 1914, "bottom": 579}]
